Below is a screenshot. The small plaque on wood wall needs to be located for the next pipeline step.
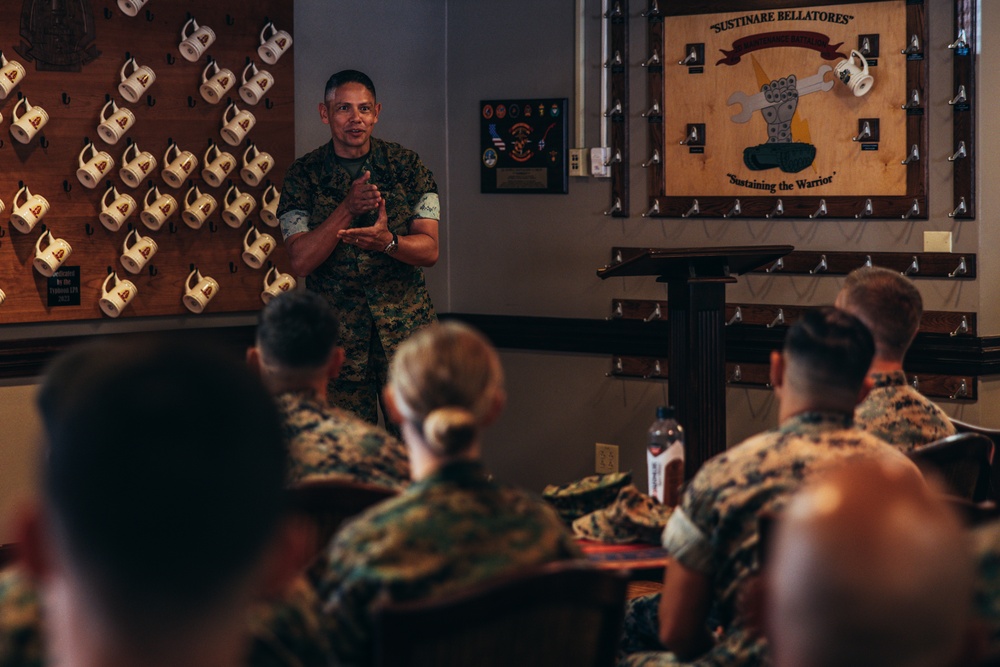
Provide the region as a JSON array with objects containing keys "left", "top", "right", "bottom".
[{"left": 47, "top": 266, "right": 80, "bottom": 306}]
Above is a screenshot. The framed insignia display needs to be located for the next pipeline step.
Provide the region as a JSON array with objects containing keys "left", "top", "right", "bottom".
[{"left": 480, "top": 98, "right": 568, "bottom": 194}]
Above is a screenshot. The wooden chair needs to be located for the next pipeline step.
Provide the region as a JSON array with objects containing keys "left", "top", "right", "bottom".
[
  {"left": 953, "top": 418, "right": 1000, "bottom": 503},
  {"left": 907, "top": 432, "right": 995, "bottom": 502},
  {"left": 371, "top": 562, "right": 628, "bottom": 667},
  {"left": 284, "top": 478, "right": 398, "bottom": 564}
]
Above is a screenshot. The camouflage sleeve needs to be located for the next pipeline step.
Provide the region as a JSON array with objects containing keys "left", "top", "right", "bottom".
[
  {"left": 383, "top": 437, "right": 412, "bottom": 486},
  {"left": 279, "top": 211, "right": 311, "bottom": 242},
  {"left": 316, "top": 536, "right": 384, "bottom": 667},
  {"left": 277, "top": 158, "right": 314, "bottom": 240},
  {"left": 536, "top": 500, "right": 585, "bottom": 559},
  {"left": 399, "top": 151, "right": 438, "bottom": 223},
  {"left": 661, "top": 506, "right": 713, "bottom": 575},
  {"left": 245, "top": 576, "right": 335, "bottom": 667},
  {"left": 413, "top": 193, "right": 440, "bottom": 222}
]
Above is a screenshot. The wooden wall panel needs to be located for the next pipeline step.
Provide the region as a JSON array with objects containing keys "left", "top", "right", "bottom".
[{"left": 0, "top": 0, "right": 294, "bottom": 323}]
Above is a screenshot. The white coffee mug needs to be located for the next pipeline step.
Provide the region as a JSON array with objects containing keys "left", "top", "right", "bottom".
[
  {"left": 220, "top": 102, "right": 256, "bottom": 146},
  {"left": 10, "top": 96, "right": 49, "bottom": 144},
  {"left": 183, "top": 268, "right": 220, "bottom": 313},
  {"left": 834, "top": 49, "right": 874, "bottom": 97},
  {"left": 76, "top": 143, "right": 115, "bottom": 189},
  {"left": 140, "top": 185, "right": 177, "bottom": 230},
  {"left": 99, "top": 272, "right": 138, "bottom": 317},
  {"left": 261, "top": 266, "right": 297, "bottom": 303},
  {"left": 0, "top": 51, "right": 26, "bottom": 100},
  {"left": 201, "top": 142, "right": 237, "bottom": 188},
  {"left": 120, "top": 228, "right": 158, "bottom": 274},
  {"left": 257, "top": 22, "right": 292, "bottom": 65},
  {"left": 118, "top": 56, "right": 156, "bottom": 104},
  {"left": 182, "top": 186, "right": 217, "bottom": 229},
  {"left": 222, "top": 185, "right": 256, "bottom": 227},
  {"left": 260, "top": 184, "right": 280, "bottom": 227},
  {"left": 179, "top": 17, "right": 216, "bottom": 62},
  {"left": 199, "top": 60, "right": 235, "bottom": 104},
  {"left": 238, "top": 61, "right": 274, "bottom": 106},
  {"left": 240, "top": 143, "right": 274, "bottom": 187},
  {"left": 33, "top": 230, "right": 72, "bottom": 278},
  {"left": 242, "top": 225, "right": 276, "bottom": 269},
  {"left": 117, "top": 0, "right": 149, "bottom": 17},
  {"left": 97, "top": 99, "right": 135, "bottom": 144},
  {"left": 119, "top": 141, "right": 158, "bottom": 188},
  {"left": 10, "top": 186, "right": 49, "bottom": 233},
  {"left": 99, "top": 185, "right": 137, "bottom": 231},
  {"left": 162, "top": 142, "right": 199, "bottom": 189},
  {"left": 0, "top": 287, "right": 6, "bottom": 306}
]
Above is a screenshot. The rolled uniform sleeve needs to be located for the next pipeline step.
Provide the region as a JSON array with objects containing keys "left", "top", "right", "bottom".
[
  {"left": 413, "top": 192, "right": 440, "bottom": 222},
  {"left": 662, "top": 506, "right": 714, "bottom": 575},
  {"left": 276, "top": 157, "right": 316, "bottom": 241},
  {"left": 279, "top": 210, "right": 310, "bottom": 241}
]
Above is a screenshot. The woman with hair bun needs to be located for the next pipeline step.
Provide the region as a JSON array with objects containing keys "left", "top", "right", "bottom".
[{"left": 316, "top": 322, "right": 581, "bottom": 666}]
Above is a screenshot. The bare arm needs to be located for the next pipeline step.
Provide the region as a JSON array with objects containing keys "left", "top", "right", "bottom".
[{"left": 658, "top": 559, "right": 714, "bottom": 659}]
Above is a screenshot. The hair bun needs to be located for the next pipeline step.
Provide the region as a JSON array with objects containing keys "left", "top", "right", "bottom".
[{"left": 423, "top": 407, "right": 478, "bottom": 455}]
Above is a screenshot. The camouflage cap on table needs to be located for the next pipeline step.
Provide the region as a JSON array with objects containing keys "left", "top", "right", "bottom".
[
  {"left": 572, "top": 484, "right": 673, "bottom": 545},
  {"left": 542, "top": 471, "right": 632, "bottom": 524}
]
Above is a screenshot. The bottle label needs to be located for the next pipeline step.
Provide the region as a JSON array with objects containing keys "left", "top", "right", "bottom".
[{"left": 648, "top": 449, "right": 667, "bottom": 503}]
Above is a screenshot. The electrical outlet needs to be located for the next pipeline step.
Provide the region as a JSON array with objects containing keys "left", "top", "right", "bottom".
[
  {"left": 590, "top": 147, "right": 611, "bottom": 178},
  {"left": 923, "top": 231, "right": 953, "bottom": 253},
  {"left": 595, "top": 443, "right": 619, "bottom": 474},
  {"left": 569, "top": 148, "right": 589, "bottom": 177}
]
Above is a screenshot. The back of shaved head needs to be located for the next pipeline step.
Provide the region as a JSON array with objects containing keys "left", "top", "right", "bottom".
[{"left": 765, "top": 460, "right": 976, "bottom": 667}]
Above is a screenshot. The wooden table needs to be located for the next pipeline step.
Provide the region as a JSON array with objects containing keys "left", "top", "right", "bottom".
[{"left": 578, "top": 539, "right": 669, "bottom": 582}]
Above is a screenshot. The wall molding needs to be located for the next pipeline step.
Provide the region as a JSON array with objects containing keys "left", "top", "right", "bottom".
[
  {"left": 442, "top": 313, "right": 1000, "bottom": 377},
  {"left": 0, "top": 326, "right": 256, "bottom": 380},
  {"left": 1, "top": 313, "right": 997, "bottom": 380}
]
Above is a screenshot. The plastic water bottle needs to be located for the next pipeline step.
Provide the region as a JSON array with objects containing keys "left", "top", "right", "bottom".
[{"left": 648, "top": 406, "right": 685, "bottom": 506}]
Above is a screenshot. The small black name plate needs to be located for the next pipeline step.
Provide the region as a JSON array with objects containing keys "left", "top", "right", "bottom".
[{"left": 48, "top": 267, "right": 81, "bottom": 307}]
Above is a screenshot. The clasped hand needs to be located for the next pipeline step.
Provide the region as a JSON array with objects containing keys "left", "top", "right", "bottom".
[
  {"left": 339, "top": 195, "right": 391, "bottom": 252},
  {"left": 343, "top": 171, "right": 382, "bottom": 217}
]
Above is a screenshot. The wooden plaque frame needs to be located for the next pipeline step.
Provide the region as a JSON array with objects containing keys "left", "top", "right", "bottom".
[{"left": 644, "top": 0, "right": 929, "bottom": 219}]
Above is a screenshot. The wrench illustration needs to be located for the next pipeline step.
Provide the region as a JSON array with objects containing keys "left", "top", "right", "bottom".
[{"left": 727, "top": 65, "right": 834, "bottom": 124}]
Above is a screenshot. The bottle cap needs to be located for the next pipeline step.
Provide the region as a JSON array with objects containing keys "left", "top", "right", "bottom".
[{"left": 656, "top": 405, "right": 674, "bottom": 419}]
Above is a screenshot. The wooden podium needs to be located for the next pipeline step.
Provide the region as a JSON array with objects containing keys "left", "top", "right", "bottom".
[{"left": 597, "top": 246, "right": 793, "bottom": 475}]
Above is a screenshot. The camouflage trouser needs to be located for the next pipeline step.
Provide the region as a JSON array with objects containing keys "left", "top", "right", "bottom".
[
  {"left": 327, "top": 324, "right": 401, "bottom": 440},
  {"left": 618, "top": 593, "right": 683, "bottom": 666}
]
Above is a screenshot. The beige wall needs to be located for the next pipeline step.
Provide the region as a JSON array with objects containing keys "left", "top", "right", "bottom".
[{"left": 0, "top": 383, "right": 40, "bottom": 542}]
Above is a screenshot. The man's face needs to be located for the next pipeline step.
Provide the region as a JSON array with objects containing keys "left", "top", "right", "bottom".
[{"left": 319, "top": 82, "right": 380, "bottom": 158}]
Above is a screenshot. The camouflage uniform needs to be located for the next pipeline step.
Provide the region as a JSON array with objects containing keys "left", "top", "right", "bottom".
[
  {"left": 854, "top": 370, "right": 956, "bottom": 451},
  {"left": 277, "top": 389, "right": 410, "bottom": 490},
  {"left": 0, "top": 567, "right": 333, "bottom": 667},
  {"left": 278, "top": 137, "right": 438, "bottom": 424},
  {"left": 572, "top": 485, "right": 673, "bottom": 545},
  {"left": 316, "top": 460, "right": 582, "bottom": 666},
  {"left": 618, "top": 411, "right": 917, "bottom": 667}
]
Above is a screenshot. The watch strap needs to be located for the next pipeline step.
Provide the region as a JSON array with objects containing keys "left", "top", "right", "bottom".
[{"left": 384, "top": 232, "right": 399, "bottom": 255}]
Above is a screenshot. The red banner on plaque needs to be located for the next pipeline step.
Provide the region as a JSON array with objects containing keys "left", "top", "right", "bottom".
[{"left": 716, "top": 31, "right": 846, "bottom": 66}]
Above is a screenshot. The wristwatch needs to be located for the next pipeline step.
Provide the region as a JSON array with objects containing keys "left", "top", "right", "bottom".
[{"left": 383, "top": 232, "right": 399, "bottom": 256}]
